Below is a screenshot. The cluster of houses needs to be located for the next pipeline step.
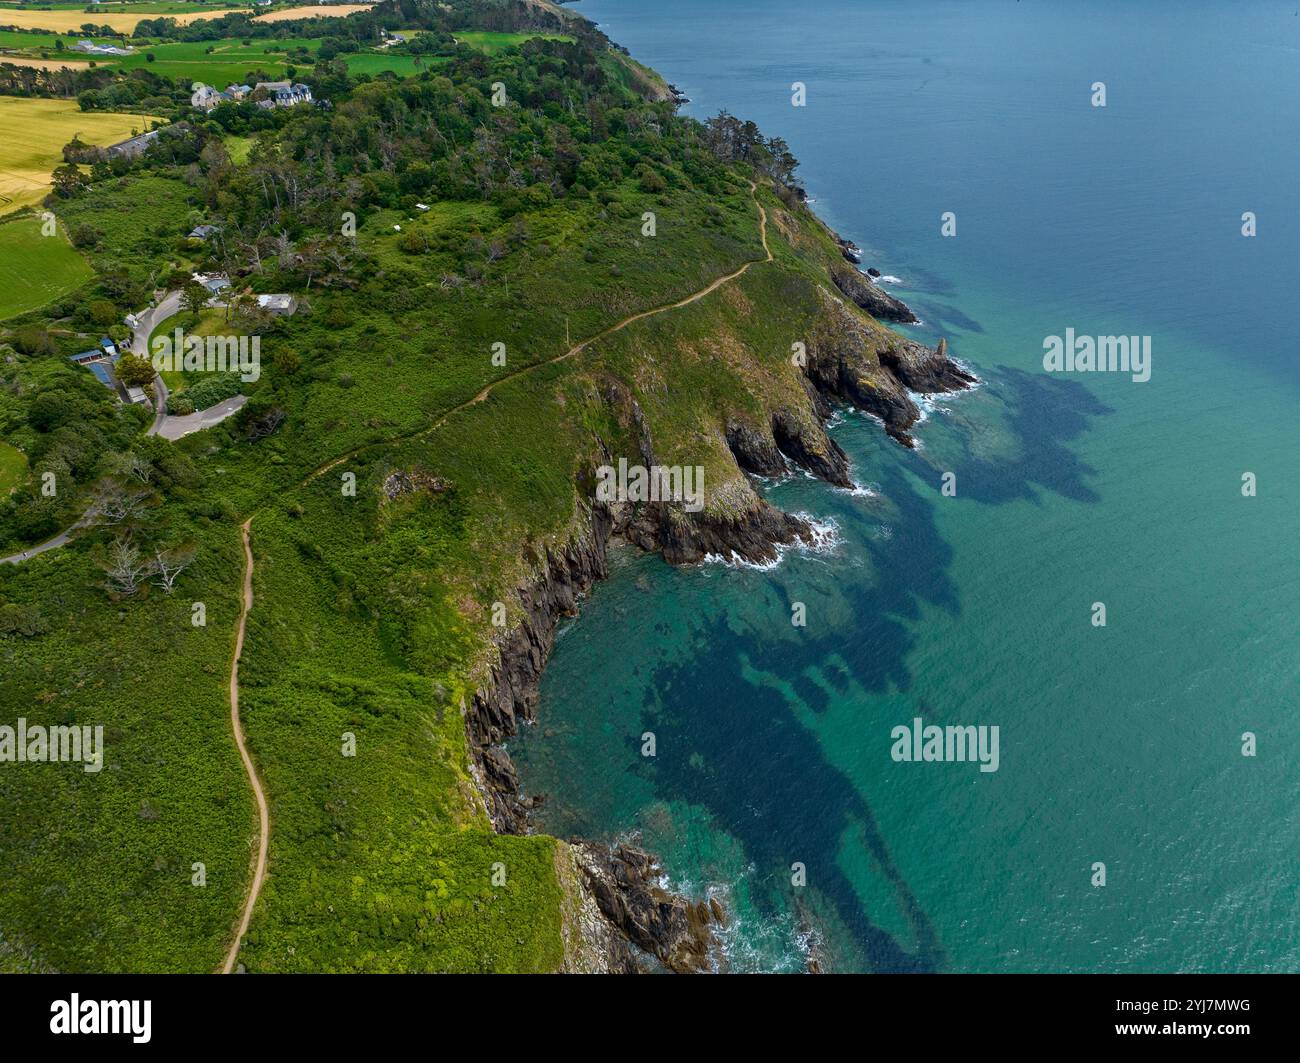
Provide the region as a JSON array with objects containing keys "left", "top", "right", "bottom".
[
  {"left": 183, "top": 272, "right": 298, "bottom": 315},
  {"left": 67, "top": 338, "right": 151, "bottom": 408},
  {"left": 190, "top": 80, "right": 314, "bottom": 112},
  {"left": 69, "top": 283, "right": 298, "bottom": 409}
]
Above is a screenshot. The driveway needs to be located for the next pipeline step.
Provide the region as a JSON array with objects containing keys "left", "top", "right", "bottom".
[
  {"left": 133, "top": 290, "right": 181, "bottom": 437},
  {"left": 156, "top": 395, "right": 248, "bottom": 441},
  {"left": 133, "top": 291, "right": 243, "bottom": 439}
]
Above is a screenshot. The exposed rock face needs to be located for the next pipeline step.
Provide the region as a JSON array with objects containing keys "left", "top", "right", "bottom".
[
  {"left": 771, "top": 403, "right": 852, "bottom": 488},
  {"left": 726, "top": 399, "right": 852, "bottom": 489},
  {"left": 621, "top": 497, "right": 809, "bottom": 567},
  {"left": 806, "top": 291, "right": 922, "bottom": 445},
  {"left": 382, "top": 469, "right": 451, "bottom": 500},
  {"left": 806, "top": 289, "right": 974, "bottom": 447},
  {"left": 468, "top": 509, "right": 613, "bottom": 832},
  {"left": 463, "top": 275, "right": 978, "bottom": 972},
  {"left": 830, "top": 260, "right": 918, "bottom": 323},
  {"left": 571, "top": 842, "right": 720, "bottom": 974},
  {"left": 880, "top": 336, "right": 976, "bottom": 394},
  {"left": 726, "top": 418, "right": 788, "bottom": 478}
]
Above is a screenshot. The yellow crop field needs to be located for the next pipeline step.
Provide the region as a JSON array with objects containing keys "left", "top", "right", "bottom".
[
  {"left": 0, "top": 55, "right": 93, "bottom": 71},
  {"left": 254, "top": 4, "right": 376, "bottom": 23},
  {"left": 0, "top": 8, "right": 233, "bottom": 33},
  {"left": 0, "top": 97, "right": 162, "bottom": 214}
]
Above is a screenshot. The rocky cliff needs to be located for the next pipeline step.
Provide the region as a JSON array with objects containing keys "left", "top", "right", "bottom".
[{"left": 460, "top": 259, "right": 975, "bottom": 969}]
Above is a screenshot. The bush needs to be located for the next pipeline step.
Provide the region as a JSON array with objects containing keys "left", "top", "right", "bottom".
[
  {"left": 69, "top": 223, "right": 101, "bottom": 249},
  {"left": 166, "top": 394, "right": 195, "bottom": 416},
  {"left": 180, "top": 372, "right": 241, "bottom": 411},
  {"left": 10, "top": 326, "right": 55, "bottom": 356}
]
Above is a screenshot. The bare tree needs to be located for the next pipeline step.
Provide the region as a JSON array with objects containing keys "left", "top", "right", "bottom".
[
  {"left": 100, "top": 536, "right": 152, "bottom": 596},
  {"left": 91, "top": 478, "right": 154, "bottom": 526},
  {"left": 150, "top": 544, "right": 197, "bottom": 593},
  {"left": 112, "top": 451, "right": 155, "bottom": 485}
]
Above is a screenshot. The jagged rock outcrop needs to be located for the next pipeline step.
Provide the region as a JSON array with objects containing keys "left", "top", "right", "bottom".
[
  {"left": 836, "top": 236, "right": 862, "bottom": 264},
  {"left": 571, "top": 842, "right": 720, "bottom": 973},
  {"left": 468, "top": 508, "right": 613, "bottom": 832},
  {"left": 771, "top": 401, "right": 852, "bottom": 488},
  {"left": 880, "top": 336, "right": 976, "bottom": 394},
  {"left": 806, "top": 291, "right": 922, "bottom": 445},
  {"left": 830, "top": 260, "right": 918, "bottom": 323},
  {"left": 805, "top": 288, "right": 974, "bottom": 447},
  {"left": 725, "top": 419, "right": 788, "bottom": 478},
  {"left": 617, "top": 488, "right": 810, "bottom": 567}
]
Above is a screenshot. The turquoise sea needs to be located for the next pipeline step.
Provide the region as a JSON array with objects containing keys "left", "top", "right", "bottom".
[{"left": 512, "top": 0, "right": 1300, "bottom": 972}]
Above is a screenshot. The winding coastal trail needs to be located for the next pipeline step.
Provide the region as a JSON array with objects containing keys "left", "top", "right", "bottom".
[
  {"left": 301, "top": 180, "right": 774, "bottom": 485},
  {"left": 78, "top": 180, "right": 772, "bottom": 972},
  {"left": 221, "top": 517, "right": 269, "bottom": 974}
]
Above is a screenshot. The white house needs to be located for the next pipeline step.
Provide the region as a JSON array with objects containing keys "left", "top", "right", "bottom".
[{"left": 256, "top": 294, "right": 298, "bottom": 316}]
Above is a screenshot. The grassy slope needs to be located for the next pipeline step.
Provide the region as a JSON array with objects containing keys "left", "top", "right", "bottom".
[
  {"left": 0, "top": 438, "right": 26, "bottom": 493},
  {"left": 454, "top": 30, "right": 574, "bottom": 55},
  {"left": 0, "top": 528, "right": 253, "bottom": 973},
  {"left": 0, "top": 215, "right": 92, "bottom": 320}
]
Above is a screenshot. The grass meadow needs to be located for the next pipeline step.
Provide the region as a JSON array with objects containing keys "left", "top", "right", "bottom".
[{"left": 0, "top": 214, "right": 92, "bottom": 319}]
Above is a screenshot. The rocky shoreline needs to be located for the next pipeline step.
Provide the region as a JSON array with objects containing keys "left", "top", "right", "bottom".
[{"left": 459, "top": 231, "right": 977, "bottom": 970}]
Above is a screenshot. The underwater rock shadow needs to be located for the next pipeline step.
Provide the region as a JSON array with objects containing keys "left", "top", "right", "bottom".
[
  {"left": 622, "top": 361, "right": 1116, "bottom": 967},
  {"left": 639, "top": 639, "right": 945, "bottom": 973},
  {"left": 925, "top": 367, "right": 1112, "bottom": 506}
]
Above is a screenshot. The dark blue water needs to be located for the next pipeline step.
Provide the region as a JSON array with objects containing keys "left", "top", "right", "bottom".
[{"left": 512, "top": 0, "right": 1300, "bottom": 972}]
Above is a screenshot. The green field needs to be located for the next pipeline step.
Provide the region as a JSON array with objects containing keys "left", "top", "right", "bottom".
[
  {"left": 0, "top": 215, "right": 92, "bottom": 320},
  {"left": 50, "top": 37, "right": 432, "bottom": 83},
  {"left": 150, "top": 308, "right": 231, "bottom": 396},
  {"left": 0, "top": 2, "right": 237, "bottom": 11},
  {"left": 104, "top": 37, "right": 322, "bottom": 84},
  {"left": 225, "top": 133, "right": 253, "bottom": 164},
  {"left": 0, "top": 439, "right": 27, "bottom": 494},
  {"left": 0, "top": 29, "right": 121, "bottom": 49},
  {"left": 342, "top": 51, "right": 432, "bottom": 76}
]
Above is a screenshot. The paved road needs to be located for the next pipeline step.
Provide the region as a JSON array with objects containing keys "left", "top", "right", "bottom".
[
  {"left": 3, "top": 293, "right": 244, "bottom": 567},
  {"left": 0, "top": 510, "right": 95, "bottom": 566},
  {"left": 133, "top": 290, "right": 181, "bottom": 437},
  {"left": 157, "top": 395, "right": 247, "bottom": 441}
]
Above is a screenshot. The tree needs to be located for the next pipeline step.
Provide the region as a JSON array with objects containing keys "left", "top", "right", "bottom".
[
  {"left": 112, "top": 451, "right": 155, "bottom": 484},
  {"left": 50, "top": 164, "right": 89, "bottom": 199},
  {"left": 116, "top": 354, "right": 155, "bottom": 389},
  {"left": 91, "top": 478, "right": 154, "bottom": 526},
  {"left": 99, "top": 536, "right": 151, "bottom": 596},
  {"left": 88, "top": 299, "right": 119, "bottom": 328},
  {"left": 181, "top": 282, "right": 210, "bottom": 316},
  {"left": 150, "top": 544, "right": 197, "bottom": 593}
]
